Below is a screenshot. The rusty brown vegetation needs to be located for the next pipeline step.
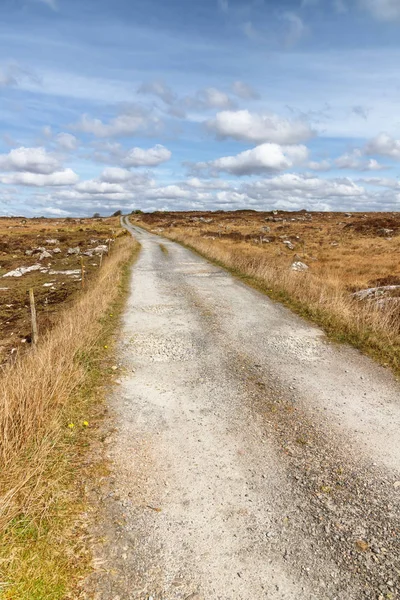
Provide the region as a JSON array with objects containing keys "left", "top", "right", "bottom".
[
  {"left": 0, "top": 216, "right": 120, "bottom": 365},
  {"left": 0, "top": 220, "right": 139, "bottom": 599},
  {"left": 135, "top": 210, "right": 400, "bottom": 372}
]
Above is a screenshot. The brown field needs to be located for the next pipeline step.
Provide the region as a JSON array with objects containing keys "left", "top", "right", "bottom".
[
  {"left": 0, "top": 216, "right": 121, "bottom": 365},
  {"left": 134, "top": 210, "right": 400, "bottom": 372}
]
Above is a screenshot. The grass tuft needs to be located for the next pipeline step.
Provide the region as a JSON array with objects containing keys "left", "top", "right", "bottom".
[{"left": 0, "top": 234, "right": 140, "bottom": 599}]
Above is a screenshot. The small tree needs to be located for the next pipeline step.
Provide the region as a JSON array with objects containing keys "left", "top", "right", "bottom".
[
  {"left": 93, "top": 212, "right": 101, "bottom": 218},
  {"left": 112, "top": 210, "right": 122, "bottom": 217}
]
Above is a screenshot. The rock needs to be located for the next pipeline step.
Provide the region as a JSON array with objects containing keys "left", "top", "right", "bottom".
[
  {"left": 67, "top": 247, "right": 80, "bottom": 255},
  {"left": 49, "top": 269, "right": 81, "bottom": 276},
  {"left": 25, "top": 250, "right": 33, "bottom": 256},
  {"left": 45, "top": 239, "right": 59, "bottom": 244},
  {"left": 82, "top": 250, "right": 94, "bottom": 257},
  {"left": 283, "top": 240, "right": 295, "bottom": 250},
  {"left": 53, "top": 248, "right": 62, "bottom": 254},
  {"left": 352, "top": 285, "right": 400, "bottom": 301},
  {"left": 3, "top": 264, "right": 43, "bottom": 277},
  {"left": 291, "top": 261, "right": 309, "bottom": 272},
  {"left": 393, "top": 481, "right": 400, "bottom": 489},
  {"left": 39, "top": 250, "right": 52, "bottom": 260},
  {"left": 93, "top": 245, "right": 108, "bottom": 255}
]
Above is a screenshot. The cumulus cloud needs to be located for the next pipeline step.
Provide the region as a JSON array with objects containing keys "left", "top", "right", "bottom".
[
  {"left": 122, "top": 144, "right": 171, "bottom": 167},
  {"left": 243, "top": 173, "right": 365, "bottom": 203},
  {"left": 194, "top": 143, "right": 309, "bottom": 176},
  {"left": 74, "top": 106, "right": 162, "bottom": 138},
  {"left": 360, "top": 0, "right": 400, "bottom": 21},
  {"left": 0, "top": 169, "right": 78, "bottom": 187},
  {"left": 56, "top": 133, "right": 78, "bottom": 151},
  {"left": 0, "top": 147, "right": 60, "bottom": 174},
  {"left": 231, "top": 81, "right": 260, "bottom": 100},
  {"left": 207, "top": 110, "right": 315, "bottom": 145},
  {"left": 100, "top": 167, "right": 137, "bottom": 183},
  {"left": 137, "top": 80, "right": 176, "bottom": 105},
  {"left": 365, "top": 133, "right": 400, "bottom": 159},
  {"left": 335, "top": 149, "right": 386, "bottom": 171}
]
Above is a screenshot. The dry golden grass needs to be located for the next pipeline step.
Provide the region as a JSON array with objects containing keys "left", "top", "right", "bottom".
[
  {"left": 135, "top": 211, "right": 400, "bottom": 373},
  {"left": 0, "top": 216, "right": 121, "bottom": 364},
  {"left": 0, "top": 232, "right": 139, "bottom": 599}
]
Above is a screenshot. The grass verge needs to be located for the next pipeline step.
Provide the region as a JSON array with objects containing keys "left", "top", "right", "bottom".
[
  {"left": 159, "top": 243, "right": 169, "bottom": 256},
  {"left": 136, "top": 222, "right": 400, "bottom": 376},
  {"left": 0, "top": 233, "right": 140, "bottom": 600}
]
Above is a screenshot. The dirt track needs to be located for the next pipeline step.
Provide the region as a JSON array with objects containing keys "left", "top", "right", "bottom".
[{"left": 85, "top": 220, "right": 400, "bottom": 600}]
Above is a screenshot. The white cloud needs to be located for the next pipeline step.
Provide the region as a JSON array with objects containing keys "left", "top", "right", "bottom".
[
  {"left": 74, "top": 109, "right": 162, "bottom": 138},
  {"left": 0, "top": 169, "right": 78, "bottom": 187},
  {"left": 195, "top": 143, "right": 309, "bottom": 175},
  {"left": 0, "top": 147, "right": 60, "bottom": 174},
  {"left": 122, "top": 144, "right": 172, "bottom": 167},
  {"left": 365, "top": 133, "right": 400, "bottom": 159},
  {"left": 56, "top": 133, "right": 78, "bottom": 151},
  {"left": 198, "top": 88, "right": 232, "bottom": 109},
  {"left": 243, "top": 173, "right": 365, "bottom": 202},
  {"left": 335, "top": 149, "right": 386, "bottom": 171},
  {"left": 360, "top": 0, "right": 400, "bottom": 21},
  {"left": 207, "top": 110, "right": 315, "bottom": 145},
  {"left": 100, "top": 167, "right": 136, "bottom": 183},
  {"left": 231, "top": 81, "right": 260, "bottom": 100},
  {"left": 137, "top": 80, "right": 176, "bottom": 105},
  {"left": 75, "top": 180, "right": 126, "bottom": 195}
]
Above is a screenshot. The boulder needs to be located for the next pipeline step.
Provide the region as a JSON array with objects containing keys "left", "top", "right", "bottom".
[
  {"left": 291, "top": 261, "right": 309, "bottom": 272},
  {"left": 3, "top": 264, "right": 43, "bottom": 278},
  {"left": 67, "top": 247, "right": 80, "bottom": 255},
  {"left": 39, "top": 250, "right": 52, "bottom": 261}
]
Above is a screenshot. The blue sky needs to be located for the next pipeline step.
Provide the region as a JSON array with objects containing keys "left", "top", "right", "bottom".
[{"left": 1, "top": 0, "right": 400, "bottom": 215}]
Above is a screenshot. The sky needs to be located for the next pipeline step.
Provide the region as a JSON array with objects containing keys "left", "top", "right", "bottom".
[{"left": 2, "top": 0, "right": 400, "bottom": 216}]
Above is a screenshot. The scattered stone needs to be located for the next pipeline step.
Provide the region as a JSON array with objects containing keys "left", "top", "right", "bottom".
[
  {"left": 45, "top": 239, "right": 59, "bottom": 244},
  {"left": 291, "top": 261, "right": 309, "bottom": 272},
  {"left": 93, "top": 245, "right": 108, "bottom": 255},
  {"left": 353, "top": 286, "right": 400, "bottom": 301},
  {"left": 49, "top": 269, "right": 81, "bottom": 276},
  {"left": 283, "top": 240, "right": 295, "bottom": 250},
  {"left": 39, "top": 250, "right": 52, "bottom": 260},
  {"left": 3, "top": 264, "right": 43, "bottom": 277},
  {"left": 67, "top": 247, "right": 80, "bottom": 255},
  {"left": 25, "top": 249, "right": 33, "bottom": 256},
  {"left": 53, "top": 248, "right": 62, "bottom": 254}
]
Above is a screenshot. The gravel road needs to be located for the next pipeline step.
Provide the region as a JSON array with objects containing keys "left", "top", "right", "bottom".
[{"left": 84, "top": 221, "right": 400, "bottom": 600}]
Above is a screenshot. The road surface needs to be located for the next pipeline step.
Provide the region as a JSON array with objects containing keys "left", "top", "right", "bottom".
[{"left": 84, "top": 220, "right": 400, "bottom": 600}]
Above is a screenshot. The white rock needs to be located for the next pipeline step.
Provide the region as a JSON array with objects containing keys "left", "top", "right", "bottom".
[
  {"left": 45, "top": 239, "right": 59, "bottom": 244},
  {"left": 291, "top": 261, "right": 309, "bottom": 272},
  {"left": 49, "top": 269, "right": 81, "bottom": 276},
  {"left": 25, "top": 250, "right": 33, "bottom": 256},
  {"left": 67, "top": 247, "right": 80, "bottom": 255},
  {"left": 3, "top": 264, "right": 43, "bottom": 277},
  {"left": 39, "top": 250, "right": 53, "bottom": 260},
  {"left": 283, "top": 240, "right": 295, "bottom": 250},
  {"left": 93, "top": 245, "right": 108, "bottom": 255},
  {"left": 53, "top": 248, "right": 62, "bottom": 254}
]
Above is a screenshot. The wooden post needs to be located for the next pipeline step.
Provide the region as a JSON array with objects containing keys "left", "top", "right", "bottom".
[
  {"left": 99, "top": 251, "right": 103, "bottom": 268},
  {"left": 29, "top": 288, "right": 39, "bottom": 345},
  {"left": 80, "top": 257, "right": 85, "bottom": 289}
]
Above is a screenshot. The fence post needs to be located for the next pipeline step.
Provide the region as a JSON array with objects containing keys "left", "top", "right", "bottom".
[
  {"left": 80, "top": 257, "right": 85, "bottom": 289},
  {"left": 29, "top": 288, "right": 39, "bottom": 345}
]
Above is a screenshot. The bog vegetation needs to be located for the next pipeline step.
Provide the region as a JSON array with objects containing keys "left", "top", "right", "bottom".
[
  {"left": 135, "top": 210, "right": 400, "bottom": 373},
  {"left": 0, "top": 217, "right": 138, "bottom": 598}
]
